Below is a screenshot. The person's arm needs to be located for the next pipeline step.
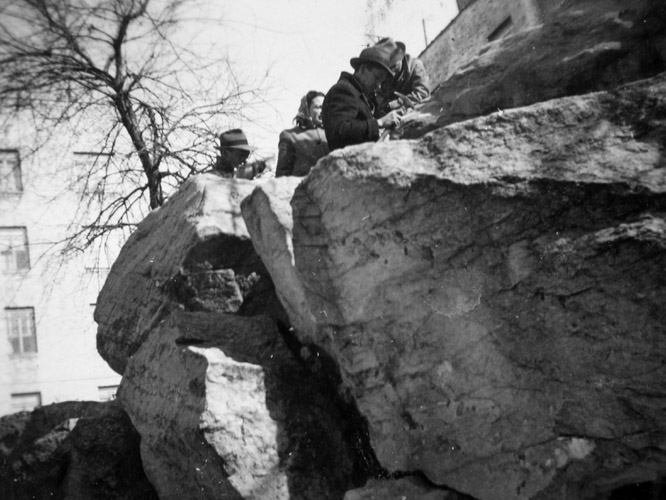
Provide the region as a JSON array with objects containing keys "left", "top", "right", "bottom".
[
  {"left": 323, "top": 85, "right": 380, "bottom": 146},
  {"left": 235, "top": 163, "right": 255, "bottom": 180},
  {"left": 235, "top": 160, "right": 267, "bottom": 180},
  {"left": 384, "top": 58, "right": 431, "bottom": 112},
  {"left": 275, "top": 130, "right": 295, "bottom": 177}
]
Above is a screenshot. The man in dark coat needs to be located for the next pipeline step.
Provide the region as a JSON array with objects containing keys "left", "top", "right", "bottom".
[
  {"left": 322, "top": 38, "right": 403, "bottom": 151},
  {"left": 374, "top": 39, "right": 431, "bottom": 118}
]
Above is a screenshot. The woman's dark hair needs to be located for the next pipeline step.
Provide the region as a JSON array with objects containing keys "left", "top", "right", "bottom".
[
  {"left": 295, "top": 90, "right": 325, "bottom": 127},
  {"left": 305, "top": 90, "right": 325, "bottom": 108}
]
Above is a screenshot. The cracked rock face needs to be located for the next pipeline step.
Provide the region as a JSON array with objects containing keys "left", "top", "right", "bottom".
[
  {"left": 343, "top": 476, "right": 463, "bottom": 500},
  {"left": 95, "top": 174, "right": 277, "bottom": 374},
  {"left": 96, "top": 175, "right": 370, "bottom": 499},
  {"left": 241, "top": 72, "right": 666, "bottom": 500},
  {"left": 118, "top": 311, "right": 362, "bottom": 500}
]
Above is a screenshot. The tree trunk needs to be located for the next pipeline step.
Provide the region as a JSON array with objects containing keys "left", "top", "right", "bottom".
[{"left": 114, "top": 92, "right": 163, "bottom": 209}]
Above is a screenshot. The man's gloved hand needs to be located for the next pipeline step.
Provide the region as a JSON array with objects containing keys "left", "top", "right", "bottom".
[
  {"left": 235, "top": 159, "right": 267, "bottom": 180},
  {"left": 249, "top": 159, "right": 267, "bottom": 175},
  {"left": 378, "top": 109, "right": 402, "bottom": 129}
]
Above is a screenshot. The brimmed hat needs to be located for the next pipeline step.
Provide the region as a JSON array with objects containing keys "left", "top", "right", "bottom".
[
  {"left": 219, "top": 128, "right": 256, "bottom": 152},
  {"left": 376, "top": 37, "right": 406, "bottom": 56},
  {"left": 376, "top": 37, "right": 406, "bottom": 69},
  {"left": 350, "top": 37, "right": 400, "bottom": 76}
]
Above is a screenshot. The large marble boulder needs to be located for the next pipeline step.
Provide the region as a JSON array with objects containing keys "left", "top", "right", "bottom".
[
  {"left": 241, "top": 72, "right": 666, "bottom": 500},
  {"left": 97, "top": 175, "right": 377, "bottom": 499},
  {"left": 118, "top": 310, "right": 366, "bottom": 500},
  {"left": 95, "top": 174, "right": 283, "bottom": 374}
]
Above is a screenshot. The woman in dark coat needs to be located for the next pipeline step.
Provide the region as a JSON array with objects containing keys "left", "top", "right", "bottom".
[{"left": 275, "top": 90, "right": 329, "bottom": 177}]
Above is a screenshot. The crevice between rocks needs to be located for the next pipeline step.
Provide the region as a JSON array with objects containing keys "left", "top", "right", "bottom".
[
  {"left": 275, "top": 319, "right": 478, "bottom": 498},
  {"left": 275, "top": 319, "right": 386, "bottom": 486}
]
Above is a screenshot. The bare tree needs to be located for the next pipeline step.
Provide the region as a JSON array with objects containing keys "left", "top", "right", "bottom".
[{"left": 0, "top": 0, "right": 268, "bottom": 254}]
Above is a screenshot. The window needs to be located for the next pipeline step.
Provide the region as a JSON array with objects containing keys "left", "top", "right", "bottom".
[
  {"left": 73, "top": 150, "right": 139, "bottom": 203},
  {"left": 0, "top": 150, "right": 22, "bottom": 193},
  {"left": 487, "top": 16, "right": 514, "bottom": 42},
  {"left": 6, "top": 307, "right": 37, "bottom": 354},
  {"left": 11, "top": 392, "right": 41, "bottom": 412},
  {"left": 73, "top": 151, "right": 117, "bottom": 196},
  {"left": 98, "top": 385, "right": 118, "bottom": 401},
  {"left": 0, "top": 227, "right": 30, "bottom": 273}
]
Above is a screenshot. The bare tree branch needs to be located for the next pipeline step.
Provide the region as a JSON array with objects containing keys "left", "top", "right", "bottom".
[{"left": 0, "top": 0, "right": 270, "bottom": 261}]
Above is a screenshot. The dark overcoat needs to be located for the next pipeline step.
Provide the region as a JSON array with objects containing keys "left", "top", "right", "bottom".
[{"left": 322, "top": 72, "right": 380, "bottom": 151}]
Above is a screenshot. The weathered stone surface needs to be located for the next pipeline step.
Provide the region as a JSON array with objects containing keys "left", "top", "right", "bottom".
[
  {"left": 96, "top": 174, "right": 281, "bottom": 374},
  {"left": 343, "top": 477, "right": 466, "bottom": 500},
  {"left": 88, "top": 4, "right": 666, "bottom": 499},
  {"left": 241, "top": 72, "right": 666, "bottom": 500},
  {"left": 0, "top": 401, "right": 156, "bottom": 500},
  {"left": 241, "top": 177, "right": 317, "bottom": 340},
  {"left": 400, "top": 0, "right": 666, "bottom": 138},
  {"left": 119, "top": 310, "right": 364, "bottom": 500}
]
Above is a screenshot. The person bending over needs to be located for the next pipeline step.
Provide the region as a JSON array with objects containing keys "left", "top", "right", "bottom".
[{"left": 322, "top": 38, "right": 403, "bottom": 151}]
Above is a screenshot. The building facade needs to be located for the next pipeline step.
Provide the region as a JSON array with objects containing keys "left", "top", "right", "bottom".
[
  {"left": 421, "top": 0, "right": 566, "bottom": 87},
  {"left": 0, "top": 123, "right": 122, "bottom": 416}
]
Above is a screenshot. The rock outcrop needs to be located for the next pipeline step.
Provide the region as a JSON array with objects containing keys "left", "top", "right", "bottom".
[
  {"left": 343, "top": 477, "right": 462, "bottom": 500},
  {"left": 118, "top": 310, "right": 367, "bottom": 500},
  {"left": 88, "top": 1, "right": 666, "bottom": 499},
  {"left": 242, "top": 71, "right": 666, "bottom": 500},
  {"left": 96, "top": 175, "right": 382, "bottom": 500},
  {"left": 95, "top": 174, "right": 284, "bottom": 375},
  {"left": 0, "top": 401, "right": 157, "bottom": 500}
]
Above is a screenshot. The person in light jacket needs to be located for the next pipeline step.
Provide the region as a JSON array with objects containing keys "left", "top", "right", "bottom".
[
  {"left": 373, "top": 39, "right": 431, "bottom": 118},
  {"left": 276, "top": 91, "right": 330, "bottom": 177}
]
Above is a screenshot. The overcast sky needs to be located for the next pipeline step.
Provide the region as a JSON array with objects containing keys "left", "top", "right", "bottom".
[{"left": 189, "top": 0, "right": 459, "bottom": 159}]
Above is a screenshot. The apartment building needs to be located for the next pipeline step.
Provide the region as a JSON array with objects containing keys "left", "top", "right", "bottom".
[{"left": 0, "top": 124, "right": 122, "bottom": 416}]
